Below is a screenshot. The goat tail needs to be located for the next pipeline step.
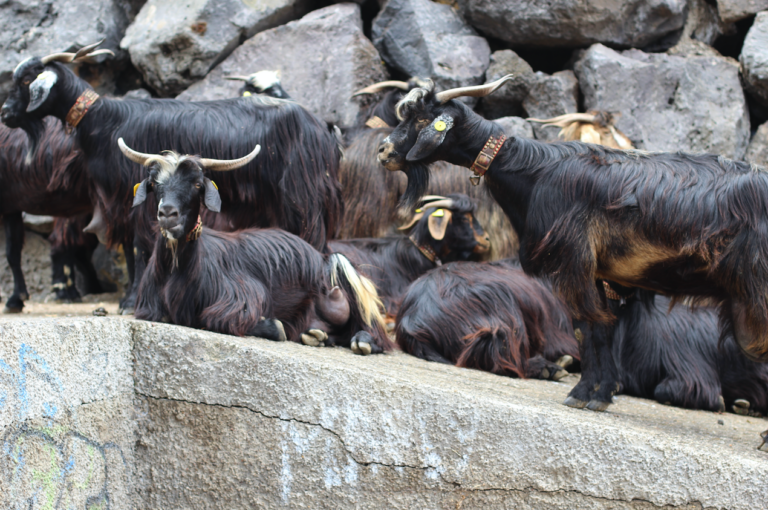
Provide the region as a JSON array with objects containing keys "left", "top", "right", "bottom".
[
  {"left": 456, "top": 322, "right": 528, "bottom": 379},
  {"left": 328, "top": 253, "right": 387, "bottom": 333}
]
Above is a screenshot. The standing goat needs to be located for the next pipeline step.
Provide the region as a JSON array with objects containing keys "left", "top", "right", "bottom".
[
  {"left": 122, "top": 140, "right": 390, "bottom": 355},
  {"left": 1, "top": 42, "right": 343, "bottom": 313},
  {"left": 378, "top": 75, "right": 768, "bottom": 424},
  {"left": 329, "top": 194, "right": 490, "bottom": 319}
]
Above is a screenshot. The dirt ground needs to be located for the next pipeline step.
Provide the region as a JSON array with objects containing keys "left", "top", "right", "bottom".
[{"left": 2, "top": 291, "right": 123, "bottom": 318}]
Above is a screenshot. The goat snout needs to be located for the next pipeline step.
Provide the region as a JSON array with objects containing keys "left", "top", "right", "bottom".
[
  {"left": 158, "top": 204, "right": 179, "bottom": 220},
  {"left": 377, "top": 142, "right": 404, "bottom": 171}
]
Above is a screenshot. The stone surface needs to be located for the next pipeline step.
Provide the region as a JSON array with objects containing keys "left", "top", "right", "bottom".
[
  {"left": 372, "top": 0, "right": 490, "bottom": 101},
  {"left": 479, "top": 50, "right": 536, "bottom": 120},
  {"left": 523, "top": 71, "right": 580, "bottom": 142},
  {"left": 576, "top": 43, "right": 749, "bottom": 159},
  {"left": 494, "top": 116, "right": 534, "bottom": 139},
  {"left": 745, "top": 122, "right": 768, "bottom": 166},
  {"left": 717, "top": 0, "right": 768, "bottom": 23},
  {"left": 456, "top": 0, "right": 687, "bottom": 48},
  {"left": 121, "top": 0, "right": 311, "bottom": 97},
  {"left": 741, "top": 12, "right": 768, "bottom": 108},
  {"left": 0, "top": 229, "right": 52, "bottom": 303},
  {"left": 177, "top": 4, "right": 387, "bottom": 128},
  {"left": 132, "top": 321, "right": 768, "bottom": 509},
  {"left": 0, "top": 0, "right": 141, "bottom": 105},
  {"left": 0, "top": 317, "right": 136, "bottom": 509}
]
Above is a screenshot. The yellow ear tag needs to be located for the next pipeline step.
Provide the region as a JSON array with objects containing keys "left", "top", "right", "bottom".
[
  {"left": 133, "top": 183, "right": 140, "bottom": 196},
  {"left": 434, "top": 120, "right": 447, "bottom": 132},
  {"left": 414, "top": 208, "right": 423, "bottom": 213},
  {"left": 431, "top": 209, "right": 444, "bottom": 217},
  {"left": 242, "top": 91, "right": 252, "bottom": 97},
  {"left": 210, "top": 180, "right": 218, "bottom": 190}
]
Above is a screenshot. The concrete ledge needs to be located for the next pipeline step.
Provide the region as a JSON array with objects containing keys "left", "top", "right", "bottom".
[{"left": 2, "top": 317, "right": 767, "bottom": 509}]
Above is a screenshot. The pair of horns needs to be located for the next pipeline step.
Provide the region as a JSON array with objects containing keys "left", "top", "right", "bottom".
[
  {"left": 527, "top": 113, "right": 598, "bottom": 128},
  {"left": 397, "top": 196, "right": 455, "bottom": 230},
  {"left": 41, "top": 39, "right": 115, "bottom": 65},
  {"left": 118, "top": 138, "right": 261, "bottom": 172}
]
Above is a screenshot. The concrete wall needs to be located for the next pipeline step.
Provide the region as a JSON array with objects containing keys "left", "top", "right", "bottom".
[{"left": 2, "top": 317, "right": 767, "bottom": 509}]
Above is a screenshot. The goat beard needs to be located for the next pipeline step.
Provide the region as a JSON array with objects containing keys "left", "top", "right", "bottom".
[
  {"left": 161, "top": 232, "right": 180, "bottom": 271},
  {"left": 21, "top": 118, "right": 45, "bottom": 165},
  {"left": 397, "top": 162, "right": 430, "bottom": 215}
]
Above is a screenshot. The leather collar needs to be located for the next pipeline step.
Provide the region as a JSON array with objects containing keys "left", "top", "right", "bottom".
[
  {"left": 65, "top": 89, "right": 99, "bottom": 133},
  {"left": 470, "top": 133, "right": 506, "bottom": 185},
  {"left": 186, "top": 216, "right": 203, "bottom": 242},
  {"left": 602, "top": 280, "right": 635, "bottom": 304},
  {"left": 409, "top": 235, "right": 441, "bottom": 266}
]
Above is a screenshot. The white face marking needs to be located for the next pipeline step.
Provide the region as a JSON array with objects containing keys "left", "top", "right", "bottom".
[
  {"left": 250, "top": 70, "right": 280, "bottom": 92},
  {"left": 13, "top": 57, "right": 33, "bottom": 77}
]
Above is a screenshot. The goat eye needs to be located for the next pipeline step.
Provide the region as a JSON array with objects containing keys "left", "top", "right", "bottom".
[
  {"left": 23, "top": 80, "right": 30, "bottom": 85},
  {"left": 195, "top": 183, "right": 202, "bottom": 189}
]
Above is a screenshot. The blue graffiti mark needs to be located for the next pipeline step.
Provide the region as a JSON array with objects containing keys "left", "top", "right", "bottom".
[
  {"left": 0, "top": 390, "right": 6, "bottom": 410},
  {"left": 43, "top": 402, "right": 57, "bottom": 418},
  {"left": 17, "top": 343, "right": 65, "bottom": 421}
]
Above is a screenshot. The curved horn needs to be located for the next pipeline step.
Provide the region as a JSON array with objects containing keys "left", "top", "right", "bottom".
[
  {"left": 419, "top": 195, "right": 448, "bottom": 203},
  {"left": 224, "top": 75, "right": 251, "bottom": 82},
  {"left": 353, "top": 80, "right": 410, "bottom": 97},
  {"left": 434, "top": 74, "right": 515, "bottom": 103},
  {"left": 420, "top": 199, "right": 454, "bottom": 211},
  {"left": 527, "top": 113, "right": 596, "bottom": 127},
  {"left": 40, "top": 53, "right": 77, "bottom": 65},
  {"left": 201, "top": 144, "right": 261, "bottom": 172},
  {"left": 73, "top": 49, "right": 115, "bottom": 63},
  {"left": 118, "top": 138, "right": 158, "bottom": 166},
  {"left": 74, "top": 39, "right": 106, "bottom": 59}
]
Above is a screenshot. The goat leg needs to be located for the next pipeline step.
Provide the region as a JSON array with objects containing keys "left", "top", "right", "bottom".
[{"left": 4, "top": 212, "right": 28, "bottom": 313}]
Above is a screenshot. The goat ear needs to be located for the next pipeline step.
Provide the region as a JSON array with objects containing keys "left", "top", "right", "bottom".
[
  {"left": 427, "top": 209, "right": 452, "bottom": 240},
  {"left": 27, "top": 70, "right": 57, "bottom": 112},
  {"left": 406, "top": 115, "right": 454, "bottom": 161},
  {"left": 203, "top": 178, "right": 221, "bottom": 212},
  {"left": 132, "top": 179, "right": 151, "bottom": 207},
  {"left": 397, "top": 209, "right": 425, "bottom": 230}
]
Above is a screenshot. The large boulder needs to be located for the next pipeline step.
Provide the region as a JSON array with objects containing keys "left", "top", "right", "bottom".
[
  {"left": 0, "top": 0, "right": 141, "bottom": 105},
  {"left": 177, "top": 4, "right": 387, "bottom": 128},
  {"left": 371, "top": 0, "right": 490, "bottom": 98},
  {"left": 121, "top": 0, "right": 311, "bottom": 97},
  {"left": 523, "top": 71, "right": 580, "bottom": 142},
  {"left": 456, "top": 0, "right": 687, "bottom": 48},
  {"left": 494, "top": 116, "right": 534, "bottom": 139},
  {"left": 740, "top": 12, "right": 768, "bottom": 109},
  {"left": 716, "top": 0, "right": 768, "bottom": 23},
  {"left": 478, "top": 50, "right": 536, "bottom": 119},
  {"left": 575, "top": 44, "right": 749, "bottom": 159},
  {"left": 745, "top": 122, "right": 768, "bottom": 166}
]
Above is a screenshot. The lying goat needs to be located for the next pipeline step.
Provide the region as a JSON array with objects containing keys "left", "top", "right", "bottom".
[
  {"left": 329, "top": 194, "right": 490, "bottom": 318},
  {"left": 123, "top": 140, "right": 390, "bottom": 355},
  {"left": 396, "top": 259, "right": 579, "bottom": 380},
  {"left": 379, "top": 75, "right": 768, "bottom": 421}
]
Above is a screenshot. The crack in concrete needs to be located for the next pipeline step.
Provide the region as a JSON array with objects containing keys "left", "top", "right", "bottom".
[{"left": 139, "top": 394, "right": 711, "bottom": 509}]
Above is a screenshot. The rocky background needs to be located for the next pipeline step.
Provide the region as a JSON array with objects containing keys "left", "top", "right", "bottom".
[{"left": 3, "top": 0, "right": 768, "bottom": 300}]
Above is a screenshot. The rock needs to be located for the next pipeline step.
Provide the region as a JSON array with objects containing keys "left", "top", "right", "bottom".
[
  {"left": 456, "top": 0, "right": 686, "bottom": 48},
  {"left": 745, "top": 122, "right": 768, "bottom": 166},
  {"left": 680, "top": 0, "right": 732, "bottom": 47},
  {"left": 522, "top": 71, "right": 579, "bottom": 142},
  {"left": 177, "top": 4, "right": 387, "bottom": 128},
  {"left": 740, "top": 12, "right": 768, "bottom": 109},
  {"left": 371, "top": 0, "right": 490, "bottom": 102},
  {"left": 121, "top": 87, "right": 152, "bottom": 100},
  {"left": 494, "top": 116, "right": 534, "bottom": 139},
  {"left": 22, "top": 213, "right": 55, "bottom": 235},
  {"left": 478, "top": 50, "right": 535, "bottom": 119},
  {"left": 121, "top": 0, "right": 312, "bottom": 97},
  {"left": 0, "top": 0, "right": 138, "bottom": 105},
  {"left": 576, "top": 44, "right": 749, "bottom": 159},
  {"left": 716, "top": 0, "right": 768, "bottom": 23}
]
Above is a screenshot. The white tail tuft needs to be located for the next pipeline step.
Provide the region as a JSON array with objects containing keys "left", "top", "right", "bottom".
[{"left": 329, "top": 254, "right": 386, "bottom": 330}]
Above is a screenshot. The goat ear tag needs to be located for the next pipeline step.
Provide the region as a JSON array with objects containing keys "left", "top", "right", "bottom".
[
  {"left": 406, "top": 114, "right": 454, "bottom": 162},
  {"left": 132, "top": 179, "right": 150, "bottom": 208},
  {"left": 431, "top": 209, "right": 444, "bottom": 217},
  {"left": 133, "top": 183, "right": 140, "bottom": 196},
  {"left": 434, "top": 120, "right": 446, "bottom": 131},
  {"left": 210, "top": 180, "right": 218, "bottom": 190},
  {"left": 242, "top": 91, "right": 251, "bottom": 97}
]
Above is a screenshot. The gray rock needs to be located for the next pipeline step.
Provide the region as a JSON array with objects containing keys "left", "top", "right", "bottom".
[
  {"left": 494, "top": 116, "right": 534, "bottom": 139},
  {"left": 22, "top": 213, "right": 55, "bottom": 235},
  {"left": 716, "top": 0, "right": 768, "bottom": 23},
  {"left": 740, "top": 12, "right": 768, "bottom": 108},
  {"left": 681, "top": 0, "right": 732, "bottom": 47},
  {"left": 576, "top": 44, "right": 749, "bottom": 159},
  {"left": 522, "top": 71, "right": 579, "bottom": 142},
  {"left": 121, "top": 0, "right": 312, "bottom": 97},
  {"left": 121, "top": 87, "right": 152, "bottom": 99},
  {"left": 177, "top": 4, "right": 387, "bottom": 128},
  {"left": 0, "top": 0, "right": 137, "bottom": 105},
  {"left": 479, "top": 50, "right": 535, "bottom": 119},
  {"left": 456, "top": 0, "right": 686, "bottom": 48},
  {"left": 372, "top": 0, "right": 490, "bottom": 100},
  {"left": 745, "top": 122, "right": 768, "bottom": 167}
]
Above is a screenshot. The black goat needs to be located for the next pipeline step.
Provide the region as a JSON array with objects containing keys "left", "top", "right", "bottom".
[
  {"left": 224, "top": 70, "right": 291, "bottom": 99},
  {"left": 329, "top": 194, "right": 490, "bottom": 319},
  {"left": 339, "top": 80, "right": 518, "bottom": 261},
  {"left": 123, "top": 139, "right": 390, "bottom": 355},
  {"left": 1, "top": 43, "right": 343, "bottom": 313},
  {"left": 378, "top": 76, "right": 768, "bottom": 419},
  {"left": 396, "top": 259, "right": 579, "bottom": 380},
  {"left": 0, "top": 118, "right": 106, "bottom": 311}
]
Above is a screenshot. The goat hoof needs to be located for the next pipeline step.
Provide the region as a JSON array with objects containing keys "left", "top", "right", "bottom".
[
  {"left": 301, "top": 329, "right": 327, "bottom": 347},
  {"left": 540, "top": 368, "right": 550, "bottom": 379},
  {"left": 563, "top": 396, "right": 588, "bottom": 409},
  {"left": 119, "top": 307, "right": 135, "bottom": 316},
  {"left": 717, "top": 395, "right": 726, "bottom": 413},
  {"left": 555, "top": 355, "right": 573, "bottom": 369},
  {"left": 586, "top": 400, "right": 611, "bottom": 412},
  {"left": 351, "top": 340, "right": 372, "bottom": 356},
  {"left": 3, "top": 306, "right": 22, "bottom": 314},
  {"left": 274, "top": 320, "right": 287, "bottom": 342},
  {"left": 733, "top": 399, "right": 751, "bottom": 415},
  {"left": 552, "top": 369, "right": 569, "bottom": 381}
]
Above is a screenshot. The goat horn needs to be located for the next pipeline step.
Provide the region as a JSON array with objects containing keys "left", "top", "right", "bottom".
[
  {"left": 74, "top": 39, "right": 106, "bottom": 59},
  {"left": 118, "top": 138, "right": 158, "bottom": 166},
  {"left": 41, "top": 39, "right": 110, "bottom": 65},
  {"left": 40, "top": 53, "right": 77, "bottom": 64},
  {"left": 527, "top": 113, "right": 597, "bottom": 127},
  {"left": 73, "top": 49, "right": 115, "bottom": 63},
  {"left": 420, "top": 199, "right": 454, "bottom": 211},
  {"left": 419, "top": 195, "right": 448, "bottom": 203},
  {"left": 201, "top": 144, "right": 261, "bottom": 172},
  {"left": 224, "top": 75, "right": 251, "bottom": 82},
  {"left": 353, "top": 80, "right": 410, "bottom": 97},
  {"left": 434, "top": 74, "right": 515, "bottom": 103}
]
